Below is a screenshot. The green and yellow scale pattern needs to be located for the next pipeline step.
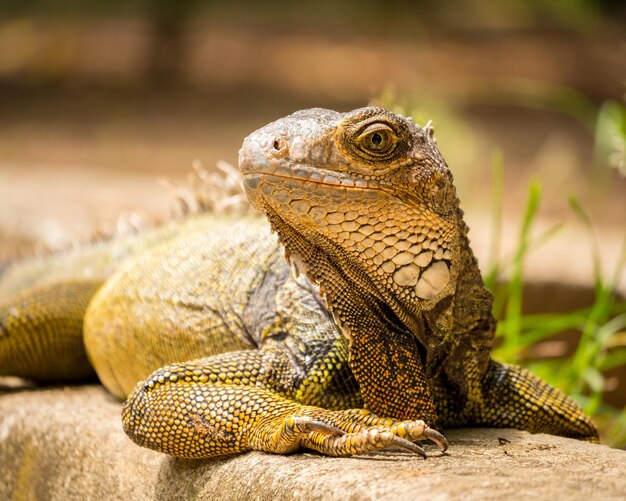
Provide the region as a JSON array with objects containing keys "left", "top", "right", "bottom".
[
  {"left": 0, "top": 213, "right": 597, "bottom": 458},
  {"left": 1, "top": 215, "right": 443, "bottom": 457},
  {"left": 0, "top": 106, "right": 598, "bottom": 459}
]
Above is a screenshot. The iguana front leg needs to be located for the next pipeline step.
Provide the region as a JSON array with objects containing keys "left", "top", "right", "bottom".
[{"left": 122, "top": 349, "right": 447, "bottom": 458}]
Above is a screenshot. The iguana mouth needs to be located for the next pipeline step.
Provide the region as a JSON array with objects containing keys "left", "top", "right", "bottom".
[
  {"left": 241, "top": 164, "right": 422, "bottom": 219},
  {"left": 241, "top": 162, "right": 382, "bottom": 191}
]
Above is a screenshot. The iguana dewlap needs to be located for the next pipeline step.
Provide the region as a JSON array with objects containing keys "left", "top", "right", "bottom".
[{"left": 0, "top": 107, "right": 598, "bottom": 459}]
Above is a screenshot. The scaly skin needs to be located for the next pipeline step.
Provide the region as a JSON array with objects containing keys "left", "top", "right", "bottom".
[
  {"left": 0, "top": 107, "right": 597, "bottom": 461},
  {"left": 0, "top": 220, "right": 187, "bottom": 382}
]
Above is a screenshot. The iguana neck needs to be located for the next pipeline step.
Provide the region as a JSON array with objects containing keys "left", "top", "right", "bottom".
[
  {"left": 267, "top": 209, "right": 438, "bottom": 422},
  {"left": 238, "top": 106, "right": 490, "bottom": 422}
]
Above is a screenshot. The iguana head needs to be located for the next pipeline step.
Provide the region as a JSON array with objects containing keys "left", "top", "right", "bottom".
[{"left": 239, "top": 107, "right": 461, "bottom": 320}]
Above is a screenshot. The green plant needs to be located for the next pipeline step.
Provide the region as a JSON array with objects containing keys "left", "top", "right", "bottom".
[
  {"left": 486, "top": 155, "right": 626, "bottom": 447},
  {"left": 594, "top": 98, "right": 626, "bottom": 178}
]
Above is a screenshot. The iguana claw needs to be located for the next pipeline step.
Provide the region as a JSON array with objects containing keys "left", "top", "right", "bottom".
[
  {"left": 299, "top": 419, "right": 346, "bottom": 436},
  {"left": 386, "top": 436, "right": 428, "bottom": 457},
  {"left": 299, "top": 417, "right": 448, "bottom": 455},
  {"left": 422, "top": 428, "right": 449, "bottom": 452}
]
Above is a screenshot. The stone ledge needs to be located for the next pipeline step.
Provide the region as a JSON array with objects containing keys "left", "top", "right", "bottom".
[{"left": 1, "top": 384, "right": 624, "bottom": 501}]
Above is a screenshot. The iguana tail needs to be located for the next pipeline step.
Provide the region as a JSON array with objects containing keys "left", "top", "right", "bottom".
[{"left": 0, "top": 280, "right": 102, "bottom": 382}]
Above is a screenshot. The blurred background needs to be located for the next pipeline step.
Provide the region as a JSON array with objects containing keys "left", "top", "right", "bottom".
[{"left": 0, "top": 1, "right": 624, "bottom": 445}]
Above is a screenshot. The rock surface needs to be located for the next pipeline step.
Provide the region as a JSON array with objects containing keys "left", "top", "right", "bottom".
[{"left": 1, "top": 383, "right": 624, "bottom": 501}]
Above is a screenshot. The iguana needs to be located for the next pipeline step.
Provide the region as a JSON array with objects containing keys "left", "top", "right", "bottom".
[{"left": 0, "top": 107, "right": 598, "bottom": 459}]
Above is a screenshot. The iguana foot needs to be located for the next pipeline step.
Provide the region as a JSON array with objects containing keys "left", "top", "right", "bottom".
[{"left": 283, "top": 414, "right": 448, "bottom": 457}]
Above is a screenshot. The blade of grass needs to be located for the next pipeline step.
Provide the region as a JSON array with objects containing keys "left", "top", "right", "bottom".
[
  {"left": 568, "top": 195, "right": 603, "bottom": 290},
  {"left": 499, "top": 179, "right": 542, "bottom": 352},
  {"left": 564, "top": 198, "right": 626, "bottom": 412}
]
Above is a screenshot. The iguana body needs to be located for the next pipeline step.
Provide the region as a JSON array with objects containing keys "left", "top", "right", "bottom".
[{"left": 0, "top": 107, "right": 597, "bottom": 459}]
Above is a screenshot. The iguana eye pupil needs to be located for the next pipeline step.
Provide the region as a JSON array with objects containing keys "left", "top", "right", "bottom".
[
  {"left": 365, "top": 130, "right": 392, "bottom": 152},
  {"left": 355, "top": 123, "right": 397, "bottom": 158}
]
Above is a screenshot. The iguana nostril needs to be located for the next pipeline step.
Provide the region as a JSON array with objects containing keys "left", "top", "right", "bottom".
[{"left": 270, "top": 137, "right": 289, "bottom": 158}]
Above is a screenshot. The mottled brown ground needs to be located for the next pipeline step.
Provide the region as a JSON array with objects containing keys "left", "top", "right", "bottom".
[{"left": 0, "top": 382, "right": 623, "bottom": 500}]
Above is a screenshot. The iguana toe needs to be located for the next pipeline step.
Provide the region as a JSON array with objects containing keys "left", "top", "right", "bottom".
[{"left": 298, "top": 414, "right": 447, "bottom": 458}]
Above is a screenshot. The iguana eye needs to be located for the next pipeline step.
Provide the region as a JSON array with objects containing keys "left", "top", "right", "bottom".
[{"left": 357, "top": 124, "right": 397, "bottom": 155}]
